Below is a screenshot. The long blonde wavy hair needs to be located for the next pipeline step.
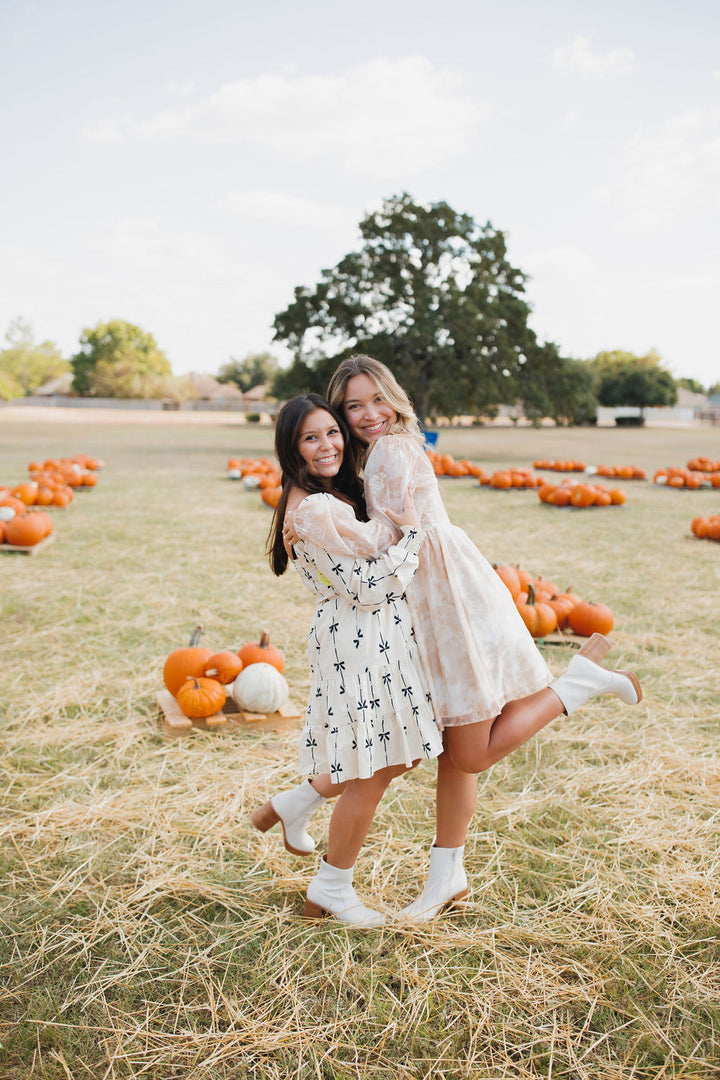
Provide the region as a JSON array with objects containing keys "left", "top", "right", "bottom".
[{"left": 327, "top": 355, "right": 423, "bottom": 462}]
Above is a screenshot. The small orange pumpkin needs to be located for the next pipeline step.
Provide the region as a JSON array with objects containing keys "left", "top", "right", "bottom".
[
  {"left": 261, "top": 485, "right": 282, "bottom": 508},
  {"left": 176, "top": 676, "right": 226, "bottom": 719},
  {"left": 493, "top": 563, "right": 522, "bottom": 600},
  {"left": 516, "top": 584, "right": 558, "bottom": 639},
  {"left": 204, "top": 651, "right": 244, "bottom": 685},
  {"left": 163, "top": 626, "right": 214, "bottom": 696},
  {"left": 238, "top": 630, "right": 284, "bottom": 673},
  {"left": 568, "top": 601, "right": 614, "bottom": 637},
  {"left": 3, "top": 511, "right": 52, "bottom": 546}
]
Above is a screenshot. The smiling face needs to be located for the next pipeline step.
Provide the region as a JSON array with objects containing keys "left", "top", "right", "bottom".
[
  {"left": 342, "top": 373, "right": 398, "bottom": 445},
  {"left": 297, "top": 408, "right": 344, "bottom": 480}
]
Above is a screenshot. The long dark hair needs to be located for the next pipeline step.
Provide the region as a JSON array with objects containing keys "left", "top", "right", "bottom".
[{"left": 267, "top": 393, "right": 366, "bottom": 576}]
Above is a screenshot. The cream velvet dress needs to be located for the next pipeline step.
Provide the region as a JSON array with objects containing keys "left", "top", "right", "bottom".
[
  {"left": 291, "top": 492, "right": 443, "bottom": 783},
  {"left": 311, "top": 435, "right": 552, "bottom": 729}
]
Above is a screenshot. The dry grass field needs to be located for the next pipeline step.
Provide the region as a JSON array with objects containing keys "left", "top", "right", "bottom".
[{"left": 1, "top": 408, "right": 719, "bottom": 1080}]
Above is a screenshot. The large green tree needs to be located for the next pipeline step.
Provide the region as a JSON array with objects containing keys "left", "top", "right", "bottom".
[
  {"left": 517, "top": 348, "right": 598, "bottom": 426},
  {"left": 216, "top": 352, "right": 279, "bottom": 393},
  {"left": 272, "top": 193, "right": 561, "bottom": 422},
  {"left": 595, "top": 352, "right": 677, "bottom": 417},
  {"left": 71, "top": 320, "right": 172, "bottom": 397},
  {"left": 0, "top": 317, "right": 68, "bottom": 396}
]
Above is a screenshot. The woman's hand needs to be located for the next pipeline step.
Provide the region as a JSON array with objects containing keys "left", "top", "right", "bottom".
[
  {"left": 282, "top": 512, "right": 300, "bottom": 552},
  {"left": 384, "top": 491, "right": 420, "bottom": 532}
]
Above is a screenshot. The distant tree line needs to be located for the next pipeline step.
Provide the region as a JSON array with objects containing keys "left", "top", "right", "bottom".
[{"left": 2, "top": 194, "right": 718, "bottom": 419}]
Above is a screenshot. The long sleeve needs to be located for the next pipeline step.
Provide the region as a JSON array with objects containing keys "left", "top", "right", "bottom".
[
  {"left": 293, "top": 491, "right": 397, "bottom": 559},
  {"left": 364, "top": 434, "right": 437, "bottom": 529},
  {"left": 300, "top": 525, "right": 424, "bottom": 611}
]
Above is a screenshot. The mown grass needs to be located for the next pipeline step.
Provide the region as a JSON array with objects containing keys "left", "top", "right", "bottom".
[{"left": 1, "top": 410, "right": 719, "bottom": 1079}]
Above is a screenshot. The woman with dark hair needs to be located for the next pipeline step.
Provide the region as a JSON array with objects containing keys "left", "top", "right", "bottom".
[
  {"left": 276, "top": 359, "right": 643, "bottom": 922},
  {"left": 252, "top": 393, "right": 443, "bottom": 926}
]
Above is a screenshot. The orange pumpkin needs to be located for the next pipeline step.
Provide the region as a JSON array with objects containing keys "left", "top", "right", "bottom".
[
  {"left": 568, "top": 601, "right": 614, "bottom": 637},
  {"left": 548, "top": 487, "right": 572, "bottom": 507},
  {"left": 175, "top": 676, "right": 226, "bottom": 719},
  {"left": 163, "top": 626, "right": 214, "bottom": 696},
  {"left": 493, "top": 563, "right": 522, "bottom": 600},
  {"left": 490, "top": 470, "right": 513, "bottom": 489},
  {"left": 261, "top": 485, "right": 282, "bottom": 508},
  {"left": 516, "top": 585, "right": 558, "bottom": 638},
  {"left": 11, "top": 482, "right": 38, "bottom": 506},
  {"left": 570, "top": 484, "right": 595, "bottom": 508},
  {"left": 204, "top": 651, "right": 244, "bottom": 685},
  {"left": 3, "top": 511, "right": 51, "bottom": 547},
  {"left": 547, "top": 591, "right": 578, "bottom": 630},
  {"left": 238, "top": 630, "right": 284, "bottom": 673}
]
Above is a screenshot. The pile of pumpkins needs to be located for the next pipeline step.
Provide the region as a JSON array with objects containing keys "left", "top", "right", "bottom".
[
  {"left": 0, "top": 453, "right": 103, "bottom": 549},
  {"left": 691, "top": 516, "right": 720, "bottom": 542},
  {"left": 0, "top": 495, "right": 54, "bottom": 548},
  {"left": 494, "top": 563, "right": 614, "bottom": 639},
  {"left": 163, "top": 627, "right": 289, "bottom": 719},
  {"left": 227, "top": 457, "right": 282, "bottom": 509},
  {"left": 537, "top": 478, "right": 626, "bottom": 508},
  {"left": 687, "top": 457, "right": 720, "bottom": 473},
  {"left": 28, "top": 454, "right": 103, "bottom": 493},
  {"left": 532, "top": 459, "right": 586, "bottom": 472},
  {"left": 483, "top": 467, "right": 545, "bottom": 490},
  {"left": 590, "top": 464, "right": 646, "bottom": 479},
  {"left": 425, "top": 451, "right": 487, "bottom": 480},
  {"left": 654, "top": 467, "right": 720, "bottom": 489}
]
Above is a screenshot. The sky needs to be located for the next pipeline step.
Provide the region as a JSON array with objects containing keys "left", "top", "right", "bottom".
[{"left": 1, "top": 0, "right": 719, "bottom": 388}]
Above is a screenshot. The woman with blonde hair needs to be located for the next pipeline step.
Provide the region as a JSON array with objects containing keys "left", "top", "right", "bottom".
[
  {"left": 271, "top": 357, "right": 642, "bottom": 921},
  {"left": 252, "top": 392, "right": 443, "bottom": 926}
]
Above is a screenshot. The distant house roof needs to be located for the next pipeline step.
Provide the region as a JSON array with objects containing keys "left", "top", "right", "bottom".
[
  {"left": 675, "top": 387, "right": 708, "bottom": 409},
  {"left": 186, "top": 372, "right": 244, "bottom": 400},
  {"left": 33, "top": 372, "right": 74, "bottom": 396}
]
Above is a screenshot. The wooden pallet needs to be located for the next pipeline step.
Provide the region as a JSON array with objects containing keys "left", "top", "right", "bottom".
[
  {"left": 538, "top": 631, "right": 587, "bottom": 648},
  {"left": 156, "top": 689, "right": 304, "bottom": 738},
  {"left": 0, "top": 534, "right": 56, "bottom": 555}
]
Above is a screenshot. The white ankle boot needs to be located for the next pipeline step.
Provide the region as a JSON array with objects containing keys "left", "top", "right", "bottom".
[
  {"left": 403, "top": 845, "right": 469, "bottom": 921},
  {"left": 251, "top": 780, "right": 325, "bottom": 856},
  {"left": 304, "top": 857, "right": 386, "bottom": 927},
  {"left": 549, "top": 633, "right": 642, "bottom": 716}
]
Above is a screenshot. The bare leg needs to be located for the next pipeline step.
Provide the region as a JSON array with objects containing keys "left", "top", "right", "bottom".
[
  {"left": 446, "top": 687, "right": 564, "bottom": 775},
  {"left": 434, "top": 743, "right": 477, "bottom": 847},
  {"left": 326, "top": 762, "right": 414, "bottom": 868},
  {"left": 309, "top": 774, "right": 346, "bottom": 798}
]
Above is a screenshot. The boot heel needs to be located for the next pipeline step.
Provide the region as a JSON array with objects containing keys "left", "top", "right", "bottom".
[
  {"left": 577, "top": 633, "right": 611, "bottom": 663},
  {"left": 303, "top": 898, "right": 327, "bottom": 919},
  {"left": 618, "top": 670, "right": 643, "bottom": 704},
  {"left": 250, "top": 801, "right": 280, "bottom": 833}
]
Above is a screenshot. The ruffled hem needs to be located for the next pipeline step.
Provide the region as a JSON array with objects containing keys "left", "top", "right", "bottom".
[{"left": 298, "top": 703, "right": 443, "bottom": 783}]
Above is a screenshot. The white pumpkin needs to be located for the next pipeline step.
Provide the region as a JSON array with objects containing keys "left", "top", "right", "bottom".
[
  {"left": 0, "top": 506, "right": 17, "bottom": 522},
  {"left": 232, "top": 662, "right": 288, "bottom": 713},
  {"left": 227, "top": 468, "right": 242, "bottom": 480},
  {"left": 242, "top": 475, "right": 261, "bottom": 491}
]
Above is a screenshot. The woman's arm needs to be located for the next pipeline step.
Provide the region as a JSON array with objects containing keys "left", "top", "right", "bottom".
[
  {"left": 300, "top": 524, "right": 424, "bottom": 611},
  {"left": 292, "top": 492, "right": 397, "bottom": 559}
]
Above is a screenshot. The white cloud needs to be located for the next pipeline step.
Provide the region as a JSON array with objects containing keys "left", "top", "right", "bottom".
[
  {"left": 129, "top": 56, "right": 489, "bottom": 175},
  {"left": 593, "top": 107, "right": 720, "bottom": 229},
  {"left": 552, "top": 35, "right": 636, "bottom": 76}
]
